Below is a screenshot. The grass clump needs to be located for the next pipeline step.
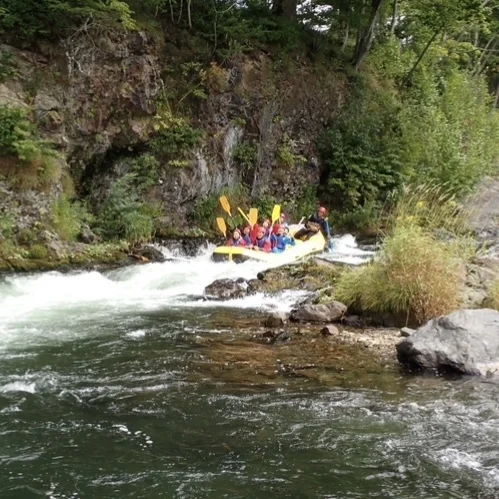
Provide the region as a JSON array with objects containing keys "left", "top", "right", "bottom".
[
  {"left": 336, "top": 224, "right": 463, "bottom": 324},
  {"left": 335, "top": 186, "right": 476, "bottom": 324},
  {"left": 484, "top": 280, "right": 499, "bottom": 311}
]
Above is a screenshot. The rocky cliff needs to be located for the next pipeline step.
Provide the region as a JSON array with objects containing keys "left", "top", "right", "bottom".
[{"left": 0, "top": 26, "right": 346, "bottom": 253}]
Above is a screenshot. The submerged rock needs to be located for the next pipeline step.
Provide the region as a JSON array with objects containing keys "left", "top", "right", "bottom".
[
  {"left": 204, "top": 278, "right": 247, "bottom": 300},
  {"left": 264, "top": 311, "right": 289, "bottom": 328},
  {"left": 290, "top": 301, "right": 347, "bottom": 323},
  {"left": 397, "top": 309, "right": 499, "bottom": 375}
]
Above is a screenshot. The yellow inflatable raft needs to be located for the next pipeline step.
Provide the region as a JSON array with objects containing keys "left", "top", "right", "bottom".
[{"left": 212, "top": 228, "right": 326, "bottom": 263}]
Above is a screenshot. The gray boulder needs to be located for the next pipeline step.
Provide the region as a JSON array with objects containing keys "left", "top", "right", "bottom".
[
  {"left": 290, "top": 301, "right": 347, "bottom": 323},
  {"left": 204, "top": 278, "right": 247, "bottom": 301},
  {"left": 264, "top": 311, "right": 289, "bottom": 328},
  {"left": 397, "top": 309, "right": 499, "bottom": 376}
]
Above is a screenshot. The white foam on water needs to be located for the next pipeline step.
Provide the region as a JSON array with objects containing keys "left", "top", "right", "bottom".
[
  {"left": 0, "top": 236, "right": 372, "bottom": 350},
  {"left": 0, "top": 382, "right": 36, "bottom": 394}
]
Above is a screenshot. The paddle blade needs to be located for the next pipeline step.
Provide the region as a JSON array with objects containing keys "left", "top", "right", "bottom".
[
  {"left": 271, "top": 205, "right": 281, "bottom": 224},
  {"left": 216, "top": 217, "right": 227, "bottom": 236},
  {"left": 237, "top": 207, "right": 250, "bottom": 224},
  {"left": 249, "top": 208, "right": 258, "bottom": 227},
  {"left": 220, "top": 196, "right": 231, "bottom": 215}
]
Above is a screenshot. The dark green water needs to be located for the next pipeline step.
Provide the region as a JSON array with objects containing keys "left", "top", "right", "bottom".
[{"left": 1, "top": 258, "right": 499, "bottom": 498}]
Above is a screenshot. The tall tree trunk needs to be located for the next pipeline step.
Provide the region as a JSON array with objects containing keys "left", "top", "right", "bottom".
[
  {"left": 273, "top": 0, "right": 298, "bottom": 18},
  {"left": 402, "top": 30, "right": 439, "bottom": 86},
  {"left": 353, "top": 0, "right": 385, "bottom": 71},
  {"left": 390, "top": 0, "right": 398, "bottom": 35}
]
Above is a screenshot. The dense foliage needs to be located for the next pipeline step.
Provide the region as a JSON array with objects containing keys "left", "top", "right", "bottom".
[{"left": 1, "top": 0, "right": 499, "bottom": 240}]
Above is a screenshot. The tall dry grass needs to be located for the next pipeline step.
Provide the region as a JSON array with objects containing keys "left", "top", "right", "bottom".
[{"left": 336, "top": 185, "right": 474, "bottom": 324}]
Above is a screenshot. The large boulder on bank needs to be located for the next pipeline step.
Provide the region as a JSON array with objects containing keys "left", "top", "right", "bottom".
[
  {"left": 397, "top": 309, "right": 499, "bottom": 376},
  {"left": 290, "top": 301, "right": 347, "bottom": 323},
  {"left": 204, "top": 278, "right": 247, "bottom": 300}
]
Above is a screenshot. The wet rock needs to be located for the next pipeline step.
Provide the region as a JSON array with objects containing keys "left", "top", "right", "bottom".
[
  {"left": 271, "top": 330, "right": 291, "bottom": 345},
  {"left": 320, "top": 325, "right": 339, "bottom": 336},
  {"left": 343, "top": 315, "right": 362, "bottom": 327},
  {"left": 290, "top": 301, "right": 347, "bottom": 323},
  {"left": 397, "top": 309, "right": 499, "bottom": 375},
  {"left": 400, "top": 327, "right": 415, "bottom": 338},
  {"left": 204, "top": 278, "right": 247, "bottom": 301},
  {"left": 131, "top": 245, "right": 166, "bottom": 263},
  {"left": 78, "top": 224, "right": 99, "bottom": 244},
  {"left": 247, "top": 278, "right": 266, "bottom": 294},
  {"left": 264, "top": 311, "right": 289, "bottom": 328}
]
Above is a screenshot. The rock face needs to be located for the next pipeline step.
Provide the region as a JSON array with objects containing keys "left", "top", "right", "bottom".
[
  {"left": 204, "top": 279, "right": 247, "bottom": 301},
  {"left": 397, "top": 309, "right": 499, "bottom": 375},
  {"left": 290, "top": 301, "right": 347, "bottom": 323},
  {"left": 131, "top": 245, "right": 166, "bottom": 263}
]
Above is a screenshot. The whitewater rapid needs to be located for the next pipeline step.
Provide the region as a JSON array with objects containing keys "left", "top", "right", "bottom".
[{"left": 0, "top": 235, "right": 373, "bottom": 351}]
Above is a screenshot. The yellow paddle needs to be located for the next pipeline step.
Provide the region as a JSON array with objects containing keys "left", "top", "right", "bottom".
[
  {"left": 272, "top": 204, "right": 281, "bottom": 225},
  {"left": 249, "top": 208, "right": 258, "bottom": 227},
  {"left": 237, "top": 207, "right": 251, "bottom": 225},
  {"left": 220, "top": 196, "right": 231, "bottom": 216},
  {"left": 216, "top": 217, "right": 227, "bottom": 237}
]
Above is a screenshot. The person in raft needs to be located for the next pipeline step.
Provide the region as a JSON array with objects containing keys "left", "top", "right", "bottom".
[
  {"left": 241, "top": 225, "right": 252, "bottom": 246},
  {"left": 252, "top": 226, "right": 271, "bottom": 252},
  {"left": 227, "top": 228, "right": 246, "bottom": 247},
  {"left": 272, "top": 225, "right": 296, "bottom": 253},
  {"left": 294, "top": 206, "right": 331, "bottom": 242},
  {"left": 273, "top": 213, "right": 288, "bottom": 234}
]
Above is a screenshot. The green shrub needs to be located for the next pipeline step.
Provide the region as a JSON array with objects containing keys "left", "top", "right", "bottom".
[
  {"left": 0, "top": 0, "right": 136, "bottom": 41},
  {"left": 0, "top": 105, "right": 58, "bottom": 164},
  {"left": 233, "top": 140, "right": 257, "bottom": 172},
  {"left": 52, "top": 197, "right": 91, "bottom": 241},
  {"left": 95, "top": 173, "right": 160, "bottom": 244},
  {"left": 277, "top": 133, "right": 306, "bottom": 168},
  {"left": 150, "top": 112, "right": 203, "bottom": 159},
  {"left": 318, "top": 80, "right": 406, "bottom": 212},
  {"left": 0, "top": 51, "right": 17, "bottom": 83},
  {"left": 335, "top": 224, "right": 463, "bottom": 324}
]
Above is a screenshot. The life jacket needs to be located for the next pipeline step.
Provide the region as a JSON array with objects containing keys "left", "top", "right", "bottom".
[
  {"left": 273, "top": 234, "right": 286, "bottom": 251},
  {"left": 242, "top": 234, "right": 252, "bottom": 245},
  {"left": 253, "top": 236, "right": 271, "bottom": 252},
  {"left": 228, "top": 237, "right": 246, "bottom": 247}
]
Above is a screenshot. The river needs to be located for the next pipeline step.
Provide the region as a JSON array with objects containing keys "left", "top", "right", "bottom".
[{"left": 0, "top": 237, "right": 498, "bottom": 498}]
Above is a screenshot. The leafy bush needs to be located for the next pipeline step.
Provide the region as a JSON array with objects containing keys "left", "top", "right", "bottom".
[
  {"left": 0, "top": 51, "right": 17, "bottom": 83},
  {"left": 399, "top": 69, "right": 499, "bottom": 195},
  {"left": 150, "top": 112, "right": 203, "bottom": 159},
  {"left": 335, "top": 224, "right": 463, "bottom": 324},
  {"left": 233, "top": 140, "right": 257, "bottom": 172},
  {"left": 96, "top": 173, "right": 159, "bottom": 244},
  {"left": 0, "top": 0, "right": 136, "bottom": 41},
  {"left": 52, "top": 197, "right": 92, "bottom": 241},
  {"left": 0, "top": 105, "right": 58, "bottom": 163},
  {"left": 318, "top": 80, "right": 406, "bottom": 212}
]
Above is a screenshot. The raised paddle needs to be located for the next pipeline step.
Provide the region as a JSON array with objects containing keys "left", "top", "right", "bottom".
[
  {"left": 216, "top": 217, "right": 227, "bottom": 237},
  {"left": 219, "top": 195, "right": 236, "bottom": 228},
  {"left": 249, "top": 208, "right": 258, "bottom": 227},
  {"left": 237, "top": 207, "right": 251, "bottom": 225},
  {"left": 272, "top": 204, "right": 281, "bottom": 225}
]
